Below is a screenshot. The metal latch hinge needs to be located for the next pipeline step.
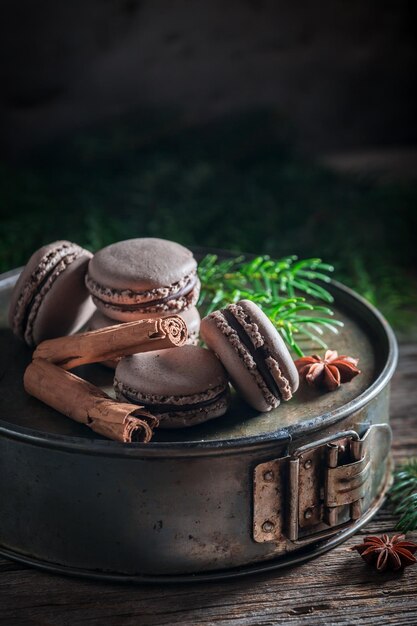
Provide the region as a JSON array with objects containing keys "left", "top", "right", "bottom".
[{"left": 253, "top": 424, "right": 391, "bottom": 544}]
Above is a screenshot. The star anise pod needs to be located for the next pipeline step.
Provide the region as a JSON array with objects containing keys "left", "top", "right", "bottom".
[
  {"left": 352, "top": 534, "right": 417, "bottom": 572},
  {"left": 294, "top": 350, "right": 360, "bottom": 391}
]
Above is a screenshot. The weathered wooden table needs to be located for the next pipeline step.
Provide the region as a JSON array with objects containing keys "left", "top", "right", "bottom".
[{"left": 1, "top": 344, "right": 416, "bottom": 626}]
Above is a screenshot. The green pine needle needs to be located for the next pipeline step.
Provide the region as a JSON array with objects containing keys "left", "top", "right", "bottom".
[
  {"left": 197, "top": 253, "right": 343, "bottom": 356},
  {"left": 391, "top": 458, "right": 417, "bottom": 532}
]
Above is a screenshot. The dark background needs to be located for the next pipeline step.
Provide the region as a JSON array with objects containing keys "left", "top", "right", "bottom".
[{"left": 1, "top": 0, "right": 416, "bottom": 332}]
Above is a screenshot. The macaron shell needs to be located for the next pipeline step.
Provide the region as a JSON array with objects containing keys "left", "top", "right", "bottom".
[
  {"left": 30, "top": 253, "right": 95, "bottom": 345},
  {"left": 87, "top": 238, "right": 197, "bottom": 292},
  {"left": 200, "top": 315, "right": 273, "bottom": 412},
  {"left": 114, "top": 345, "right": 227, "bottom": 398},
  {"left": 88, "top": 309, "right": 122, "bottom": 331},
  {"left": 235, "top": 299, "right": 299, "bottom": 394}
]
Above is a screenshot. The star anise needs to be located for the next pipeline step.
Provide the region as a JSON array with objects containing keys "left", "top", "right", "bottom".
[
  {"left": 294, "top": 350, "right": 360, "bottom": 391},
  {"left": 352, "top": 534, "right": 417, "bottom": 572}
]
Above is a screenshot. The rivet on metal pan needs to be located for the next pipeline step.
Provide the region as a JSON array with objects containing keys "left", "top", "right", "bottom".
[{"left": 304, "top": 508, "right": 313, "bottom": 520}]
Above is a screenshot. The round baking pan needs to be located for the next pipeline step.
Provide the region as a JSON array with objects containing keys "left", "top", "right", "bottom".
[{"left": 0, "top": 252, "right": 397, "bottom": 582}]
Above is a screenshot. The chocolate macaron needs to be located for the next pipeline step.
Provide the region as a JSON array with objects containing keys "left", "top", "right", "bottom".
[
  {"left": 200, "top": 299, "right": 299, "bottom": 412},
  {"left": 85, "top": 238, "right": 200, "bottom": 322},
  {"left": 9, "top": 240, "right": 95, "bottom": 346},
  {"left": 114, "top": 345, "right": 230, "bottom": 428}
]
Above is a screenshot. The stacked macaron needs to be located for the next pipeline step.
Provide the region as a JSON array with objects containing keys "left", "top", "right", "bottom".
[{"left": 85, "top": 238, "right": 201, "bottom": 350}]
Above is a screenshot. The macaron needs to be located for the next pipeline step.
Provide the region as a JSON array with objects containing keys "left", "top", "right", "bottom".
[
  {"left": 85, "top": 238, "right": 200, "bottom": 322},
  {"left": 114, "top": 345, "right": 230, "bottom": 428},
  {"left": 9, "top": 240, "right": 95, "bottom": 347},
  {"left": 200, "top": 299, "right": 299, "bottom": 412}
]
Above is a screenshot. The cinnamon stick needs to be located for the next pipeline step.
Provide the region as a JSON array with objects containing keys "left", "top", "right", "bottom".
[
  {"left": 33, "top": 315, "right": 188, "bottom": 370},
  {"left": 24, "top": 359, "right": 158, "bottom": 443}
]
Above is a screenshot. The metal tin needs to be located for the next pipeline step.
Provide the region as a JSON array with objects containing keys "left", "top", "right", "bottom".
[{"left": 0, "top": 259, "right": 397, "bottom": 582}]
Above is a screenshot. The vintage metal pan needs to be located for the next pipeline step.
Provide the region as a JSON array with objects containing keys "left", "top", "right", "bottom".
[{"left": 0, "top": 255, "right": 397, "bottom": 582}]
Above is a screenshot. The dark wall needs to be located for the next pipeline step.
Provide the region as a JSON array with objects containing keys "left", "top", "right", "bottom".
[{"left": 1, "top": 0, "right": 416, "bottom": 154}]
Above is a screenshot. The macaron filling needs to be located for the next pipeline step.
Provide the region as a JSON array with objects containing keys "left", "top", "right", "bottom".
[
  {"left": 86, "top": 272, "right": 198, "bottom": 308},
  {"left": 212, "top": 304, "right": 293, "bottom": 406},
  {"left": 116, "top": 386, "right": 230, "bottom": 415}
]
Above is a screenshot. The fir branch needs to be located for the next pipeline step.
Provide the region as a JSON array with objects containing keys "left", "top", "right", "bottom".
[
  {"left": 197, "top": 254, "right": 343, "bottom": 356},
  {"left": 391, "top": 458, "right": 417, "bottom": 532}
]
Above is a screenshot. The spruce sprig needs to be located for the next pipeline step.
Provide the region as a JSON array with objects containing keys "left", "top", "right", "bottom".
[
  {"left": 197, "top": 254, "right": 343, "bottom": 356},
  {"left": 391, "top": 458, "right": 417, "bottom": 532}
]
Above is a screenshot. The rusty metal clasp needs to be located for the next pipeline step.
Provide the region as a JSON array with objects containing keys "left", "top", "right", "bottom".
[{"left": 253, "top": 424, "right": 391, "bottom": 544}]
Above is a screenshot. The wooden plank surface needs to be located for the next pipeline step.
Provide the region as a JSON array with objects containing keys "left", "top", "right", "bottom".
[{"left": 1, "top": 343, "right": 416, "bottom": 626}]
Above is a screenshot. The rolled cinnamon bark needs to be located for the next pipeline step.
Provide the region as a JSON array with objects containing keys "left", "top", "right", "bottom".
[
  {"left": 24, "top": 359, "right": 158, "bottom": 443},
  {"left": 33, "top": 315, "right": 188, "bottom": 370}
]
